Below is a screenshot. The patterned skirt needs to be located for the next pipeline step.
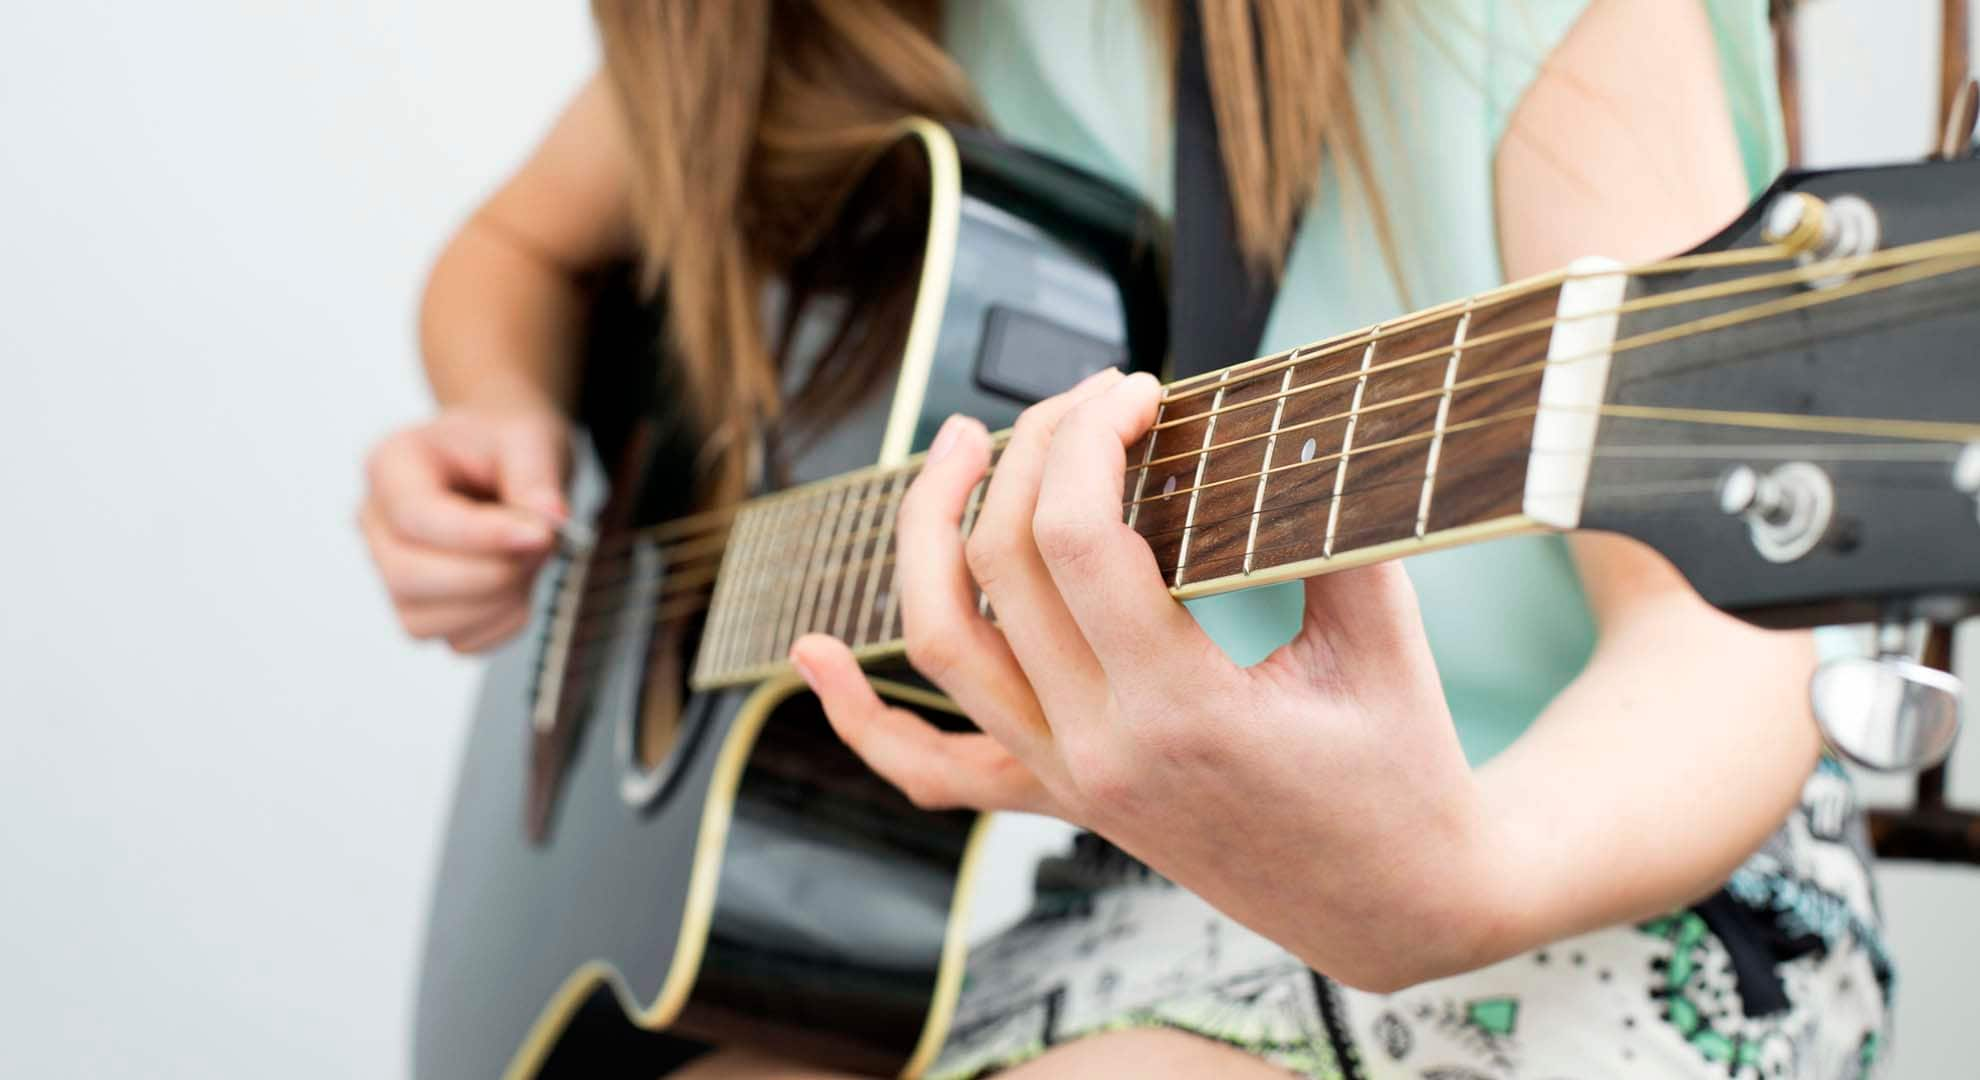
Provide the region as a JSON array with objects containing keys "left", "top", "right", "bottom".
[{"left": 930, "top": 760, "right": 1892, "bottom": 1080}]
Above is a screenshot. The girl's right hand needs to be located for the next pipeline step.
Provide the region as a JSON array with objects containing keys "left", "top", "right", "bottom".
[{"left": 358, "top": 404, "right": 572, "bottom": 653}]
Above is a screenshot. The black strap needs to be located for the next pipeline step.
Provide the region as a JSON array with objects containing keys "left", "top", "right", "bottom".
[{"left": 1171, "top": 1, "right": 1286, "bottom": 380}]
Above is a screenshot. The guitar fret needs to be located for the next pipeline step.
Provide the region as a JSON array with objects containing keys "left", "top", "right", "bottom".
[
  {"left": 1417, "top": 305, "right": 1473, "bottom": 537},
  {"left": 810, "top": 480, "right": 862, "bottom": 642},
  {"left": 763, "top": 496, "right": 813, "bottom": 666},
  {"left": 788, "top": 487, "right": 845, "bottom": 656},
  {"left": 1172, "top": 368, "right": 1232, "bottom": 587},
  {"left": 683, "top": 278, "right": 1621, "bottom": 691},
  {"left": 1125, "top": 399, "right": 1165, "bottom": 531},
  {"left": 807, "top": 483, "right": 849, "bottom": 640},
  {"left": 879, "top": 477, "right": 909, "bottom": 644},
  {"left": 709, "top": 504, "right": 748, "bottom": 676},
  {"left": 832, "top": 475, "right": 881, "bottom": 640},
  {"left": 808, "top": 488, "right": 850, "bottom": 643},
  {"left": 693, "top": 524, "right": 726, "bottom": 681},
  {"left": 853, "top": 470, "right": 908, "bottom": 648},
  {"left": 741, "top": 497, "right": 789, "bottom": 674},
  {"left": 1324, "top": 327, "right": 1380, "bottom": 558},
  {"left": 742, "top": 499, "right": 781, "bottom": 671},
  {"left": 1244, "top": 360, "right": 1298, "bottom": 574},
  {"left": 959, "top": 478, "right": 988, "bottom": 536},
  {"left": 704, "top": 506, "right": 752, "bottom": 677},
  {"left": 880, "top": 548, "right": 906, "bottom": 643}
]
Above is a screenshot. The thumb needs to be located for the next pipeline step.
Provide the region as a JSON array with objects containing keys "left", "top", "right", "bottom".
[
  {"left": 495, "top": 418, "right": 570, "bottom": 521},
  {"left": 1295, "top": 562, "right": 1436, "bottom": 674}
]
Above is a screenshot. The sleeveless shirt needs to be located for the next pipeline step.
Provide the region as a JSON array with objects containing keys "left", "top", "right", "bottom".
[{"left": 944, "top": 0, "right": 1788, "bottom": 763}]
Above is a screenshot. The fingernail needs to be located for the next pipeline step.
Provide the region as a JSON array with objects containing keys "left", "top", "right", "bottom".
[
  {"left": 789, "top": 650, "right": 819, "bottom": 691},
  {"left": 1080, "top": 367, "right": 1124, "bottom": 389},
  {"left": 928, "top": 416, "right": 962, "bottom": 464}
]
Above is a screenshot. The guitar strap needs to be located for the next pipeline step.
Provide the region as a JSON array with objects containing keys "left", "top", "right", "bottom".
[{"left": 1170, "top": 0, "right": 1290, "bottom": 378}]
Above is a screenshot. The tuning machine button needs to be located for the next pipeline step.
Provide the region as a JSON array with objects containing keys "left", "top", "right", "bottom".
[
  {"left": 1761, "top": 192, "right": 1880, "bottom": 289},
  {"left": 1718, "top": 462, "right": 1835, "bottom": 563},
  {"left": 1811, "top": 617, "right": 1963, "bottom": 773}
]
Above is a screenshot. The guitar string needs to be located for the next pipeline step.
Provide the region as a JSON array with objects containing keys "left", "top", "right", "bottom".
[
  {"left": 561, "top": 445, "right": 1541, "bottom": 645},
  {"left": 1120, "top": 442, "right": 1964, "bottom": 548},
  {"left": 561, "top": 235, "right": 1980, "bottom": 600},
  {"left": 1123, "top": 402, "right": 1980, "bottom": 515},
  {"left": 572, "top": 277, "right": 1980, "bottom": 616},
  {"left": 576, "top": 352, "right": 1561, "bottom": 595},
  {"left": 1145, "top": 230, "right": 1980, "bottom": 415},
  {"left": 584, "top": 427, "right": 1544, "bottom": 638},
  {"left": 1118, "top": 249, "right": 1980, "bottom": 512},
  {"left": 679, "top": 234, "right": 1951, "bottom": 545},
  {"left": 571, "top": 437, "right": 1969, "bottom": 664},
  {"left": 584, "top": 240, "right": 1818, "bottom": 555},
  {"left": 1131, "top": 238, "right": 1980, "bottom": 467},
  {"left": 1217, "top": 474, "right": 1942, "bottom": 582},
  {"left": 1163, "top": 235, "right": 1946, "bottom": 396},
  {"left": 560, "top": 422, "right": 1975, "bottom": 658},
  {"left": 586, "top": 230, "right": 1980, "bottom": 574},
  {"left": 1152, "top": 240, "right": 1807, "bottom": 399},
  {"left": 775, "top": 402, "right": 1979, "bottom": 602},
  {"left": 559, "top": 457, "right": 1968, "bottom": 673}
]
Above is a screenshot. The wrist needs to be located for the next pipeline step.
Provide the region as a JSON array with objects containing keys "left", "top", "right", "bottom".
[
  {"left": 1291, "top": 772, "right": 1517, "bottom": 994},
  {"left": 1454, "top": 768, "right": 1557, "bottom": 975},
  {"left": 1404, "top": 773, "right": 1523, "bottom": 984}
]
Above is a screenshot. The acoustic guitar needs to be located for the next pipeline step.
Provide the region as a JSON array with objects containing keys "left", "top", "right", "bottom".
[{"left": 414, "top": 119, "right": 1980, "bottom": 1078}]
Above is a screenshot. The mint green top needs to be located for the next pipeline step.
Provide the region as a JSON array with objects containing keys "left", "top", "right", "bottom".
[{"left": 946, "top": 1, "right": 1787, "bottom": 763}]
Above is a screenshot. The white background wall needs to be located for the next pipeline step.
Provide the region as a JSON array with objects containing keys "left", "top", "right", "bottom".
[
  {"left": 0, "top": 2, "right": 1975, "bottom": 1077},
  {"left": 0, "top": 3, "right": 593, "bottom": 1075}
]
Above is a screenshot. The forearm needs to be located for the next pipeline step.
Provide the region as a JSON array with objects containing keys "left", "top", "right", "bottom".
[
  {"left": 416, "top": 73, "right": 640, "bottom": 417},
  {"left": 418, "top": 214, "right": 590, "bottom": 414},
  {"left": 1469, "top": 591, "right": 1820, "bottom": 961}
]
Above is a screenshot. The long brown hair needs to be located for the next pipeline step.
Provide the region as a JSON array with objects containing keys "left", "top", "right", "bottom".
[{"left": 591, "top": 0, "right": 1379, "bottom": 495}]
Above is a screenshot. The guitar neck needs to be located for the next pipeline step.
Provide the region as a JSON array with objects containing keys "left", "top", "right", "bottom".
[{"left": 689, "top": 262, "right": 1627, "bottom": 690}]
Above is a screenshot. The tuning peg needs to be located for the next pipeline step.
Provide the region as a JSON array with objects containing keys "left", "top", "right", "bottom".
[
  {"left": 1810, "top": 617, "right": 1963, "bottom": 772},
  {"left": 1717, "top": 461, "right": 1835, "bottom": 563},
  {"left": 1761, "top": 192, "right": 1881, "bottom": 288}
]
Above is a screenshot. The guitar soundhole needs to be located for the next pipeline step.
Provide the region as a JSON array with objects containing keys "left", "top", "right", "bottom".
[
  {"left": 617, "top": 536, "right": 715, "bottom": 810},
  {"left": 637, "top": 636, "right": 685, "bottom": 773}
]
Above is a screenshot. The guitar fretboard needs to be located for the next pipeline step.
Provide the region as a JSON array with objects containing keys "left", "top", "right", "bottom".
[{"left": 691, "top": 266, "right": 1623, "bottom": 690}]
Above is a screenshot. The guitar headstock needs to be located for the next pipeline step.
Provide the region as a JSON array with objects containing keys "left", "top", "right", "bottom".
[
  {"left": 1573, "top": 156, "right": 1980, "bottom": 631},
  {"left": 1555, "top": 157, "right": 1980, "bottom": 771}
]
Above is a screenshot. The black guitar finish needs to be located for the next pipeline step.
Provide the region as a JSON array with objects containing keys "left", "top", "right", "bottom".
[
  {"left": 413, "top": 124, "right": 1165, "bottom": 1079},
  {"left": 416, "top": 124, "right": 1980, "bottom": 1079},
  {"left": 1584, "top": 158, "right": 1980, "bottom": 626}
]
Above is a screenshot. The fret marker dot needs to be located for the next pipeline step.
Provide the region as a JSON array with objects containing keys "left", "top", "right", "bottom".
[
  {"left": 1300, "top": 438, "right": 1317, "bottom": 463},
  {"left": 1162, "top": 475, "right": 1178, "bottom": 497}
]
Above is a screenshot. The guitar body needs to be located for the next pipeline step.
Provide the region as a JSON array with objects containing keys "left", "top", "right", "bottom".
[
  {"left": 418, "top": 113, "right": 1980, "bottom": 1078},
  {"left": 414, "top": 121, "right": 1166, "bottom": 1080}
]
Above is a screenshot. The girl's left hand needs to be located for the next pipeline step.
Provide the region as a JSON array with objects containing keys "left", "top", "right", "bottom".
[{"left": 791, "top": 369, "right": 1510, "bottom": 991}]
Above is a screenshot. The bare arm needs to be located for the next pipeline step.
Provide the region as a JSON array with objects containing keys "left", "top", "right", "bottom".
[
  {"left": 1478, "top": 0, "right": 1820, "bottom": 944},
  {"left": 420, "top": 72, "right": 639, "bottom": 411},
  {"left": 361, "top": 73, "right": 641, "bottom": 652},
  {"left": 792, "top": 0, "right": 1823, "bottom": 993}
]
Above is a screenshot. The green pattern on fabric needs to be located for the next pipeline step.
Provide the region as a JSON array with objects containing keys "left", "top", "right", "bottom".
[{"left": 1465, "top": 996, "right": 1521, "bottom": 1036}]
